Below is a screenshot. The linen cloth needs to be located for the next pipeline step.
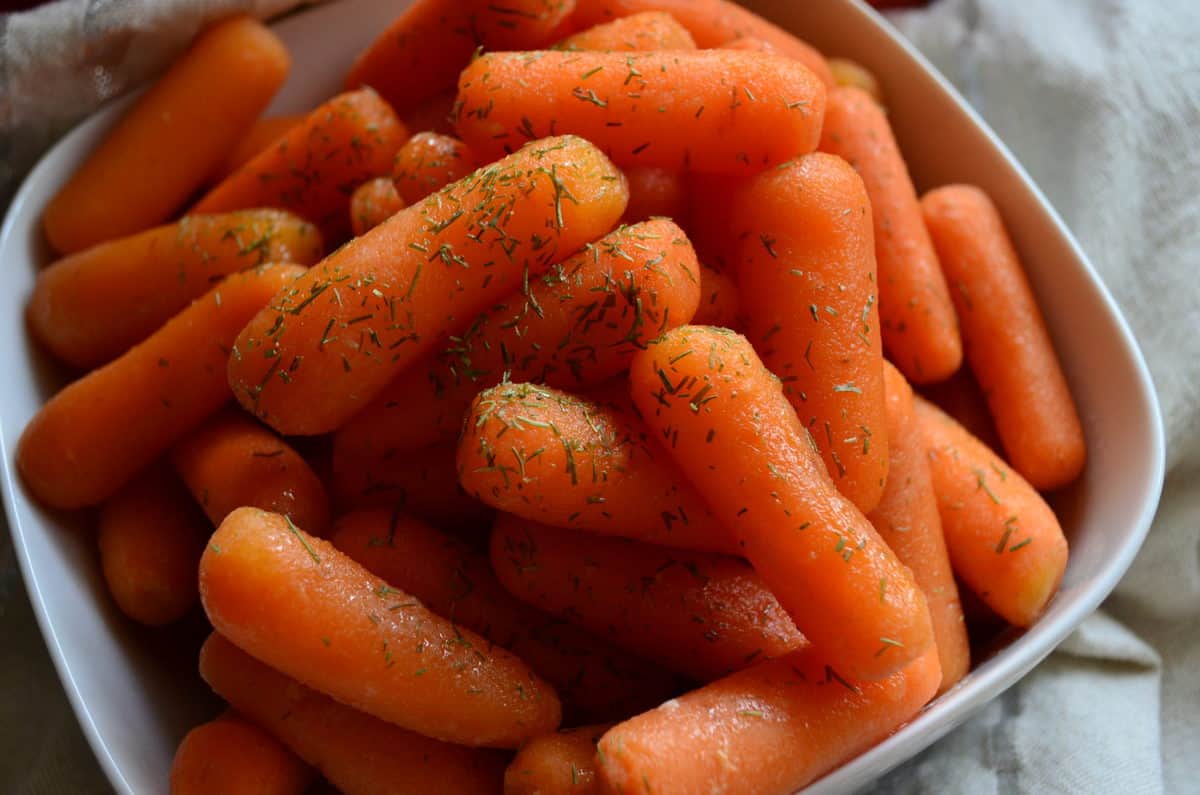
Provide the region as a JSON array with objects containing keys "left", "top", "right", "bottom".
[{"left": 0, "top": 0, "right": 1196, "bottom": 792}]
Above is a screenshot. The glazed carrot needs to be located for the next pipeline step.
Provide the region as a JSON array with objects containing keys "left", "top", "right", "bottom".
[
  {"left": 504, "top": 724, "right": 612, "bottom": 795},
  {"left": 692, "top": 263, "right": 741, "bottom": 329},
  {"left": 555, "top": 10, "right": 696, "bottom": 51},
  {"left": 681, "top": 173, "right": 740, "bottom": 272},
  {"left": 172, "top": 408, "right": 330, "bottom": 535},
  {"left": 921, "top": 185, "right": 1086, "bottom": 490},
  {"left": 28, "top": 210, "right": 321, "bottom": 369},
  {"left": 597, "top": 646, "right": 941, "bottom": 795},
  {"left": 194, "top": 89, "right": 406, "bottom": 242},
  {"left": 213, "top": 115, "right": 304, "bottom": 183},
  {"left": 18, "top": 264, "right": 304, "bottom": 510},
  {"left": 345, "top": 0, "right": 576, "bottom": 113},
  {"left": 729, "top": 152, "right": 889, "bottom": 514},
  {"left": 171, "top": 711, "right": 313, "bottom": 795},
  {"left": 629, "top": 326, "right": 933, "bottom": 680},
  {"left": 199, "top": 507, "right": 560, "bottom": 746},
  {"left": 391, "top": 132, "right": 479, "bottom": 205},
  {"left": 717, "top": 35, "right": 776, "bottom": 54},
  {"left": 458, "top": 383, "right": 736, "bottom": 554},
  {"left": 331, "top": 441, "right": 494, "bottom": 529},
  {"left": 492, "top": 514, "right": 804, "bottom": 681},
  {"left": 333, "top": 510, "right": 680, "bottom": 721},
  {"left": 98, "top": 466, "right": 207, "bottom": 627},
  {"left": 819, "top": 86, "right": 961, "bottom": 383},
  {"left": 350, "top": 178, "right": 405, "bottom": 237},
  {"left": 200, "top": 634, "right": 507, "bottom": 794},
  {"left": 828, "top": 57, "right": 883, "bottom": 103},
  {"left": 572, "top": 0, "right": 834, "bottom": 86},
  {"left": 920, "top": 368, "right": 1002, "bottom": 454},
  {"left": 454, "top": 50, "right": 826, "bottom": 174},
  {"left": 620, "top": 168, "right": 687, "bottom": 224},
  {"left": 914, "top": 396, "right": 1069, "bottom": 628},
  {"left": 42, "top": 16, "right": 290, "bottom": 254},
  {"left": 333, "top": 218, "right": 699, "bottom": 460},
  {"left": 227, "top": 135, "right": 628, "bottom": 435},
  {"left": 869, "top": 363, "right": 969, "bottom": 693}
]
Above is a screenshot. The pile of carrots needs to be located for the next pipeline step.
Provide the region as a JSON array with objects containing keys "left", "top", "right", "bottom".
[{"left": 18, "top": 2, "right": 1086, "bottom": 794}]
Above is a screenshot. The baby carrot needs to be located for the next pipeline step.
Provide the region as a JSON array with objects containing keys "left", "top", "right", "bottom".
[
  {"left": 504, "top": 723, "right": 612, "bottom": 795},
  {"left": 98, "top": 466, "right": 207, "bottom": 627},
  {"left": 572, "top": 0, "right": 834, "bottom": 86},
  {"left": 200, "top": 633, "right": 507, "bottom": 794},
  {"left": 212, "top": 115, "right": 304, "bottom": 184},
  {"left": 597, "top": 646, "right": 941, "bottom": 795},
  {"left": 199, "top": 507, "right": 560, "bottom": 747},
  {"left": 333, "top": 510, "right": 680, "bottom": 722},
  {"left": 18, "top": 264, "right": 304, "bottom": 510},
  {"left": 458, "top": 383, "right": 736, "bottom": 554},
  {"left": 333, "top": 218, "right": 699, "bottom": 460},
  {"left": 400, "top": 90, "right": 459, "bottom": 137},
  {"left": 921, "top": 184, "right": 1086, "bottom": 491},
  {"left": 227, "top": 135, "right": 628, "bottom": 435},
  {"left": 172, "top": 408, "right": 330, "bottom": 535},
  {"left": 345, "top": 0, "right": 575, "bottom": 114},
  {"left": 391, "top": 132, "right": 479, "bottom": 205},
  {"left": 629, "top": 326, "right": 933, "bottom": 681},
  {"left": 454, "top": 50, "right": 826, "bottom": 174},
  {"left": 620, "top": 168, "right": 687, "bottom": 225},
  {"left": 718, "top": 35, "right": 776, "bottom": 54},
  {"left": 171, "top": 711, "right": 313, "bottom": 795},
  {"left": 919, "top": 368, "right": 1002, "bottom": 455},
  {"left": 331, "top": 441, "right": 494, "bottom": 529},
  {"left": 819, "top": 86, "right": 961, "bottom": 383},
  {"left": 914, "top": 396, "right": 1069, "bottom": 628},
  {"left": 828, "top": 57, "right": 883, "bottom": 103},
  {"left": 681, "top": 172, "right": 740, "bottom": 272},
  {"left": 555, "top": 10, "right": 696, "bottom": 51},
  {"left": 28, "top": 210, "right": 322, "bottom": 369},
  {"left": 692, "top": 263, "right": 741, "bottom": 329},
  {"left": 194, "top": 89, "right": 406, "bottom": 242},
  {"left": 350, "top": 178, "right": 405, "bottom": 237},
  {"left": 42, "top": 16, "right": 290, "bottom": 254},
  {"left": 869, "top": 363, "right": 969, "bottom": 692},
  {"left": 492, "top": 514, "right": 804, "bottom": 681},
  {"left": 730, "top": 152, "right": 889, "bottom": 514}
]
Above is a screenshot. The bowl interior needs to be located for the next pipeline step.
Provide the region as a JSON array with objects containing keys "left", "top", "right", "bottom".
[{"left": 0, "top": 1, "right": 1164, "bottom": 793}]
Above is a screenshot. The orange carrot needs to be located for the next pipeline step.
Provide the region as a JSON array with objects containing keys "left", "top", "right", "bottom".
[
  {"left": 350, "top": 178, "right": 405, "bottom": 237},
  {"left": 227, "top": 135, "right": 628, "bottom": 436},
  {"left": 914, "top": 396, "right": 1069, "bottom": 628},
  {"left": 42, "top": 16, "right": 290, "bottom": 254},
  {"left": 454, "top": 50, "right": 826, "bottom": 174},
  {"left": 458, "top": 383, "right": 736, "bottom": 554},
  {"left": 555, "top": 10, "right": 696, "bottom": 51},
  {"left": 572, "top": 0, "right": 834, "bottom": 86},
  {"left": 200, "top": 633, "right": 507, "bottom": 794},
  {"left": 199, "top": 507, "right": 560, "bottom": 747},
  {"left": 692, "top": 263, "right": 741, "bottom": 329},
  {"left": 213, "top": 115, "right": 304, "bottom": 184},
  {"left": 681, "top": 172, "right": 740, "bottom": 272},
  {"left": 629, "top": 326, "right": 933, "bottom": 680},
  {"left": 97, "top": 466, "right": 207, "bottom": 627},
  {"left": 492, "top": 514, "right": 804, "bottom": 681},
  {"left": 333, "top": 218, "right": 699, "bottom": 461},
  {"left": 18, "top": 264, "right": 304, "bottom": 509},
  {"left": 400, "top": 90, "right": 459, "bottom": 137},
  {"left": 28, "top": 210, "right": 322, "bottom": 369},
  {"left": 504, "top": 723, "right": 612, "bottom": 795},
  {"left": 332, "top": 510, "right": 680, "bottom": 722},
  {"left": 919, "top": 368, "right": 1002, "bottom": 455},
  {"left": 171, "top": 711, "right": 313, "bottom": 795},
  {"left": 921, "top": 185, "right": 1086, "bottom": 490},
  {"left": 172, "top": 408, "right": 330, "bottom": 535},
  {"left": 597, "top": 647, "right": 941, "bottom": 795},
  {"left": 819, "top": 86, "right": 962, "bottom": 383},
  {"left": 345, "top": 0, "right": 576, "bottom": 113},
  {"left": 828, "top": 57, "right": 883, "bottom": 103},
  {"left": 331, "top": 441, "right": 495, "bottom": 530},
  {"left": 869, "top": 363, "right": 969, "bottom": 693},
  {"left": 620, "top": 168, "right": 687, "bottom": 225},
  {"left": 717, "top": 35, "right": 777, "bottom": 54},
  {"left": 391, "top": 132, "right": 479, "bottom": 205},
  {"left": 729, "top": 152, "right": 889, "bottom": 514},
  {"left": 194, "top": 89, "right": 406, "bottom": 243}
]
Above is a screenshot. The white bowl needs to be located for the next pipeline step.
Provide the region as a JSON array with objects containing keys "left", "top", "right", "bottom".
[{"left": 0, "top": 1, "right": 1164, "bottom": 793}]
